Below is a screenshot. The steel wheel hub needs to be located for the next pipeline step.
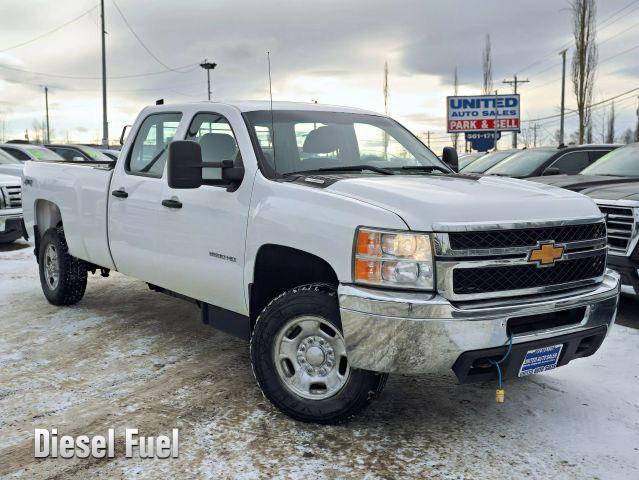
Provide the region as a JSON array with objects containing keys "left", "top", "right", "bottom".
[
  {"left": 274, "top": 315, "right": 350, "bottom": 400},
  {"left": 44, "top": 244, "right": 60, "bottom": 290}
]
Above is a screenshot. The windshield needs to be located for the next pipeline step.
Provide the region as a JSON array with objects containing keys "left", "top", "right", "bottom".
[
  {"left": 24, "top": 146, "right": 64, "bottom": 161},
  {"left": 0, "top": 149, "right": 21, "bottom": 164},
  {"left": 461, "top": 150, "right": 516, "bottom": 173},
  {"left": 581, "top": 143, "right": 639, "bottom": 177},
  {"left": 78, "top": 145, "right": 114, "bottom": 162},
  {"left": 458, "top": 153, "right": 485, "bottom": 169},
  {"left": 244, "top": 110, "right": 445, "bottom": 175},
  {"left": 485, "top": 149, "right": 556, "bottom": 176}
]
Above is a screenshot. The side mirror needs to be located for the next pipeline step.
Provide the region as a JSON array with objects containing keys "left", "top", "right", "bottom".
[
  {"left": 543, "top": 167, "right": 561, "bottom": 176},
  {"left": 442, "top": 147, "right": 458, "bottom": 172},
  {"left": 220, "top": 159, "right": 245, "bottom": 182},
  {"left": 167, "top": 140, "right": 203, "bottom": 189}
]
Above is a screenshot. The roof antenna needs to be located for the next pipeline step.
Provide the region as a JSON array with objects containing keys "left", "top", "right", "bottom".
[{"left": 267, "top": 51, "right": 276, "bottom": 172}]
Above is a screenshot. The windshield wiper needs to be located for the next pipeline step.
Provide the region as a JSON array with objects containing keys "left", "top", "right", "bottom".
[
  {"left": 310, "top": 165, "right": 395, "bottom": 175},
  {"left": 393, "top": 165, "right": 450, "bottom": 174}
]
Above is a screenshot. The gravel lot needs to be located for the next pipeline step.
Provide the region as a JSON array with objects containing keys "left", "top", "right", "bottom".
[{"left": 1, "top": 240, "right": 638, "bottom": 479}]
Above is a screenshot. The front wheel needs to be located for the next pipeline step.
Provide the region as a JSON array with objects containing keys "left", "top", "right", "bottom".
[
  {"left": 250, "top": 284, "right": 387, "bottom": 424},
  {"left": 38, "top": 227, "right": 87, "bottom": 305}
]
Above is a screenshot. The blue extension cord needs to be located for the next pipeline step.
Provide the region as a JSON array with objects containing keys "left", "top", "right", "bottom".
[{"left": 489, "top": 334, "right": 513, "bottom": 390}]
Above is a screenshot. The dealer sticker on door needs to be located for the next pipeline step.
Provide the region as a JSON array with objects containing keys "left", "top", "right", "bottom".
[{"left": 519, "top": 344, "right": 563, "bottom": 377}]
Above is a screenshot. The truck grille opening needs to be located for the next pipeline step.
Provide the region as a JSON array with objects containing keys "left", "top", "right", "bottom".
[
  {"left": 452, "top": 253, "right": 606, "bottom": 295},
  {"left": 2, "top": 185, "right": 22, "bottom": 208},
  {"left": 506, "top": 307, "right": 587, "bottom": 336},
  {"left": 448, "top": 222, "right": 606, "bottom": 251},
  {"left": 598, "top": 205, "right": 634, "bottom": 255}
]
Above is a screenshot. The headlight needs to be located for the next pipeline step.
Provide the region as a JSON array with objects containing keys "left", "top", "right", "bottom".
[{"left": 353, "top": 227, "right": 434, "bottom": 290}]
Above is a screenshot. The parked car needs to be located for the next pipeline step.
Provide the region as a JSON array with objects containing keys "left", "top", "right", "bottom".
[
  {"left": 95, "top": 148, "right": 120, "bottom": 160},
  {"left": 22, "top": 101, "right": 619, "bottom": 423},
  {"left": 0, "top": 144, "right": 64, "bottom": 163},
  {"left": 458, "top": 152, "right": 485, "bottom": 170},
  {"left": 0, "top": 148, "right": 24, "bottom": 177},
  {"left": 484, "top": 144, "right": 619, "bottom": 178},
  {"left": 459, "top": 149, "right": 518, "bottom": 174},
  {"left": 0, "top": 173, "right": 23, "bottom": 244},
  {"left": 45, "top": 144, "right": 114, "bottom": 163},
  {"left": 529, "top": 143, "right": 639, "bottom": 296}
]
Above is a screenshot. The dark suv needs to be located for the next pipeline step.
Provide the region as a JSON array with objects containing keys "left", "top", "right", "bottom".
[
  {"left": 483, "top": 144, "right": 619, "bottom": 178},
  {"left": 530, "top": 143, "right": 639, "bottom": 296}
]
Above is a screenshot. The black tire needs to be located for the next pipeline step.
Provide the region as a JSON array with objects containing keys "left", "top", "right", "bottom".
[
  {"left": 250, "top": 283, "right": 387, "bottom": 424},
  {"left": 38, "top": 226, "right": 87, "bottom": 306}
]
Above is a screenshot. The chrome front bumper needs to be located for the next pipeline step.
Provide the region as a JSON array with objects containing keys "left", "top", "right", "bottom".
[{"left": 338, "top": 269, "right": 620, "bottom": 376}]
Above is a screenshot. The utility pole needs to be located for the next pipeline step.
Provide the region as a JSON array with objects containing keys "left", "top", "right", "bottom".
[
  {"left": 635, "top": 95, "right": 639, "bottom": 142},
  {"left": 493, "top": 89, "right": 499, "bottom": 151},
  {"left": 533, "top": 123, "right": 538, "bottom": 147},
  {"left": 200, "top": 60, "right": 217, "bottom": 101},
  {"left": 559, "top": 49, "right": 567, "bottom": 146},
  {"left": 502, "top": 74, "right": 529, "bottom": 148},
  {"left": 44, "top": 87, "right": 50, "bottom": 144},
  {"left": 100, "top": 0, "right": 108, "bottom": 147},
  {"left": 427, "top": 131, "right": 431, "bottom": 148}
]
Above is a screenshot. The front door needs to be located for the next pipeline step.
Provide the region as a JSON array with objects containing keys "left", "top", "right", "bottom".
[
  {"left": 156, "top": 110, "right": 252, "bottom": 315},
  {"left": 108, "top": 112, "right": 182, "bottom": 286}
]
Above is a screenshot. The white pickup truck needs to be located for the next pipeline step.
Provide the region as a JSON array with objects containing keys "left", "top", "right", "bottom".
[
  {"left": 22, "top": 101, "right": 620, "bottom": 423},
  {"left": 0, "top": 173, "right": 23, "bottom": 244}
]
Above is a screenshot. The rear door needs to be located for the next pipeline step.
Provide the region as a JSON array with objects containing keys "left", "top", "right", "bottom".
[
  {"left": 156, "top": 109, "right": 252, "bottom": 315},
  {"left": 108, "top": 111, "right": 182, "bottom": 285}
]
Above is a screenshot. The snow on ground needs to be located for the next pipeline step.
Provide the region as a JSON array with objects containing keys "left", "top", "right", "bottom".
[{"left": 1, "top": 240, "right": 638, "bottom": 479}]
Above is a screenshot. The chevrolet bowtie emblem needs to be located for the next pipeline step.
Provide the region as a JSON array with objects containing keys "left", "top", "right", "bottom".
[{"left": 528, "top": 242, "right": 564, "bottom": 267}]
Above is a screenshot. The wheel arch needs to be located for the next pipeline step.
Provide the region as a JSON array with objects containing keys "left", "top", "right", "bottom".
[
  {"left": 249, "top": 244, "right": 339, "bottom": 329},
  {"left": 33, "top": 199, "right": 63, "bottom": 258}
]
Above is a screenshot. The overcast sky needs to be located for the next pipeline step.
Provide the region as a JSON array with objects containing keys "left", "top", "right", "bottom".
[{"left": 0, "top": 0, "right": 637, "bottom": 149}]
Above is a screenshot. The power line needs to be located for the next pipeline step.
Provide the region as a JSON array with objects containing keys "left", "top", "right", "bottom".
[
  {"left": 110, "top": 0, "right": 191, "bottom": 73},
  {"left": 0, "top": 61, "right": 200, "bottom": 80},
  {"left": 0, "top": 3, "right": 100, "bottom": 53}
]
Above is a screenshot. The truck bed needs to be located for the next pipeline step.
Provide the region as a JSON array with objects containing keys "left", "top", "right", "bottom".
[{"left": 22, "top": 161, "right": 116, "bottom": 270}]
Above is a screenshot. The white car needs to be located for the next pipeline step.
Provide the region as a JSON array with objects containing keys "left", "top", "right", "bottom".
[
  {"left": 0, "top": 173, "right": 23, "bottom": 244},
  {"left": 0, "top": 144, "right": 63, "bottom": 163},
  {"left": 0, "top": 148, "right": 24, "bottom": 177},
  {"left": 21, "top": 101, "right": 620, "bottom": 423}
]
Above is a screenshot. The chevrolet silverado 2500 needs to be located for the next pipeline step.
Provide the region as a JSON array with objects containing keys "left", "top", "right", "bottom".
[{"left": 21, "top": 101, "right": 620, "bottom": 423}]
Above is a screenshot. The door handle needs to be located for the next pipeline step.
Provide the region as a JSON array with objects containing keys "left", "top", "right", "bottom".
[
  {"left": 162, "top": 199, "right": 182, "bottom": 209},
  {"left": 111, "top": 189, "right": 128, "bottom": 199}
]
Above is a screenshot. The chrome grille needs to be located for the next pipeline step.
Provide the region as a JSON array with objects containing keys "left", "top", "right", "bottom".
[
  {"left": 5, "top": 185, "right": 21, "bottom": 208},
  {"left": 434, "top": 219, "right": 607, "bottom": 301},
  {"left": 597, "top": 204, "right": 635, "bottom": 255}
]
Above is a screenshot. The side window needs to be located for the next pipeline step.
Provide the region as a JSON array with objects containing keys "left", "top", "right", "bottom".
[
  {"left": 589, "top": 150, "right": 609, "bottom": 163},
  {"left": 186, "top": 113, "right": 240, "bottom": 181},
  {"left": 127, "top": 113, "right": 182, "bottom": 177},
  {"left": 51, "top": 148, "right": 77, "bottom": 161},
  {"left": 547, "top": 152, "right": 590, "bottom": 174},
  {"left": 2, "top": 147, "right": 30, "bottom": 161}
]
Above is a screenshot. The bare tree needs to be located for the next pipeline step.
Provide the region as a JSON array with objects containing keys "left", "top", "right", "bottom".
[
  {"left": 620, "top": 128, "right": 633, "bottom": 144},
  {"left": 482, "top": 34, "right": 493, "bottom": 95},
  {"left": 451, "top": 66, "right": 460, "bottom": 150},
  {"left": 635, "top": 97, "right": 639, "bottom": 142},
  {"left": 570, "top": 0, "right": 598, "bottom": 144},
  {"left": 585, "top": 105, "right": 593, "bottom": 143},
  {"left": 605, "top": 101, "right": 615, "bottom": 143},
  {"left": 383, "top": 61, "right": 389, "bottom": 159}
]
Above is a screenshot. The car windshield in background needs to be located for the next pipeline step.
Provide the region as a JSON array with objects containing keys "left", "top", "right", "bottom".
[
  {"left": 0, "top": 149, "right": 21, "bottom": 164},
  {"left": 485, "top": 149, "right": 556, "bottom": 176},
  {"left": 79, "top": 146, "right": 113, "bottom": 162},
  {"left": 460, "top": 150, "right": 516, "bottom": 173},
  {"left": 244, "top": 110, "right": 445, "bottom": 175},
  {"left": 458, "top": 153, "right": 485, "bottom": 169},
  {"left": 580, "top": 143, "right": 639, "bottom": 177},
  {"left": 25, "top": 146, "right": 64, "bottom": 161}
]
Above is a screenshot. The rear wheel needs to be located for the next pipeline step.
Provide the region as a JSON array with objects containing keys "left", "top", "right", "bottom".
[
  {"left": 38, "top": 227, "right": 87, "bottom": 305},
  {"left": 250, "top": 284, "right": 387, "bottom": 424}
]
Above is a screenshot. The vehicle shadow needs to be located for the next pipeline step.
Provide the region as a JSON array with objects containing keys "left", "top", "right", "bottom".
[
  {"left": 0, "top": 240, "right": 30, "bottom": 253},
  {"left": 617, "top": 294, "right": 639, "bottom": 329}
]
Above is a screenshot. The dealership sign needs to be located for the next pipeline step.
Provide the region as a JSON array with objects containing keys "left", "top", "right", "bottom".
[
  {"left": 465, "top": 132, "right": 501, "bottom": 152},
  {"left": 447, "top": 94, "right": 520, "bottom": 133}
]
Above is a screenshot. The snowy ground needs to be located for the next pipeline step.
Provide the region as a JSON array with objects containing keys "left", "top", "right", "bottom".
[{"left": 1, "top": 239, "right": 638, "bottom": 479}]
